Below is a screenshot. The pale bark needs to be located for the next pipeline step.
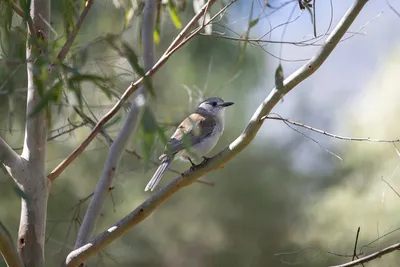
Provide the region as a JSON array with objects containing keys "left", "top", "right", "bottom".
[
  {"left": 73, "top": 0, "right": 157, "bottom": 251},
  {"left": 48, "top": 0, "right": 219, "bottom": 181},
  {"left": 15, "top": 0, "right": 51, "bottom": 266},
  {"left": 64, "top": 0, "right": 369, "bottom": 265},
  {"left": 0, "top": 137, "right": 20, "bottom": 169}
]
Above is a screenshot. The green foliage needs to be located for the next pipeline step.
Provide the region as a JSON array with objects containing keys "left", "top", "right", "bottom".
[
  {"left": 275, "top": 63, "right": 284, "bottom": 92},
  {"left": 248, "top": 18, "right": 259, "bottom": 29},
  {"left": 0, "top": 1, "right": 13, "bottom": 30},
  {"left": 121, "top": 41, "right": 155, "bottom": 95},
  {"left": 19, "top": 0, "right": 32, "bottom": 21},
  {"left": 140, "top": 106, "right": 158, "bottom": 170},
  {"left": 167, "top": 0, "right": 182, "bottom": 30},
  {"left": 30, "top": 62, "right": 113, "bottom": 123}
]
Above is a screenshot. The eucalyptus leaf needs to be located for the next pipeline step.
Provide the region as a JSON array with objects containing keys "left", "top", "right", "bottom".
[
  {"left": 141, "top": 106, "right": 158, "bottom": 170},
  {"left": 168, "top": 0, "right": 182, "bottom": 29},
  {"left": 249, "top": 18, "right": 259, "bottom": 29},
  {"left": 275, "top": 63, "right": 284, "bottom": 92},
  {"left": 121, "top": 42, "right": 155, "bottom": 96}
]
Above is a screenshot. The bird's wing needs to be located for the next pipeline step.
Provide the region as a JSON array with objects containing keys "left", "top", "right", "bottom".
[{"left": 162, "top": 112, "right": 216, "bottom": 157}]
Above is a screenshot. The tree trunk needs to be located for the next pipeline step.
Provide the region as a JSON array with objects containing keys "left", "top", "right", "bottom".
[{"left": 15, "top": 0, "right": 51, "bottom": 266}]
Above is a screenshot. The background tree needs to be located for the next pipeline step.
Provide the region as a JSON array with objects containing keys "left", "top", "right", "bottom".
[{"left": 1, "top": 0, "right": 400, "bottom": 267}]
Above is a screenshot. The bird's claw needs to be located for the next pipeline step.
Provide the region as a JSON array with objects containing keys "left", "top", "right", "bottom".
[
  {"left": 188, "top": 158, "right": 196, "bottom": 167},
  {"left": 201, "top": 156, "right": 211, "bottom": 163}
]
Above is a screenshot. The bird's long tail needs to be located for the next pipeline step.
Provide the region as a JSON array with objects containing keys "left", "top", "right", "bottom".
[{"left": 144, "top": 157, "right": 171, "bottom": 191}]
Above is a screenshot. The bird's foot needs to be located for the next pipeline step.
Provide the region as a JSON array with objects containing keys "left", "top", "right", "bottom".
[
  {"left": 188, "top": 157, "right": 196, "bottom": 170},
  {"left": 201, "top": 156, "right": 211, "bottom": 164}
]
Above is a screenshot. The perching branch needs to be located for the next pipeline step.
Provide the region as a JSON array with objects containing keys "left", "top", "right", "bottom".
[
  {"left": 72, "top": 0, "right": 157, "bottom": 254},
  {"left": 48, "top": 0, "right": 221, "bottom": 181},
  {"left": 64, "top": 0, "right": 369, "bottom": 265},
  {"left": 72, "top": 106, "right": 214, "bottom": 185},
  {"left": 0, "top": 137, "right": 20, "bottom": 169},
  {"left": 0, "top": 223, "right": 24, "bottom": 267},
  {"left": 329, "top": 242, "right": 400, "bottom": 267}
]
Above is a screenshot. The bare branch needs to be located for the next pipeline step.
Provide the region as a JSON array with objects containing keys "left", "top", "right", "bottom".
[
  {"left": 55, "top": 0, "right": 94, "bottom": 62},
  {"left": 386, "top": 0, "right": 400, "bottom": 18},
  {"left": 264, "top": 115, "right": 400, "bottom": 143},
  {"left": 0, "top": 223, "right": 24, "bottom": 267},
  {"left": 72, "top": 0, "right": 158, "bottom": 254},
  {"left": 8, "top": 0, "right": 24, "bottom": 17},
  {"left": 64, "top": 0, "right": 368, "bottom": 264},
  {"left": 0, "top": 137, "right": 20, "bottom": 169},
  {"left": 352, "top": 227, "right": 361, "bottom": 261},
  {"left": 329, "top": 242, "right": 400, "bottom": 267},
  {"left": 48, "top": 0, "right": 222, "bottom": 181},
  {"left": 7, "top": 0, "right": 37, "bottom": 37},
  {"left": 381, "top": 177, "right": 400, "bottom": 198}
]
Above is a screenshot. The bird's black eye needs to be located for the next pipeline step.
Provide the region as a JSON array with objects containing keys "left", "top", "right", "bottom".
[{"left": 211, "top": 101, "right": 217, "bottom": 107}]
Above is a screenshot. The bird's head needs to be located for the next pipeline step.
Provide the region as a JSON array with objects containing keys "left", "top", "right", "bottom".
[{"left": 197, "top": 97, "right": 234, "bottom": 116}]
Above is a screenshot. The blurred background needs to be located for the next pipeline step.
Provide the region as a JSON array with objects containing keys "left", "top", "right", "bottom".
[{"left": 1, "top": 0, "right": 400, "bottom": 266}]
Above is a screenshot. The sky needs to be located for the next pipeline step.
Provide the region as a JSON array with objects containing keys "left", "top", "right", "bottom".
[{"left": 228, "top": 0, "right": 400, "bottom": 171}]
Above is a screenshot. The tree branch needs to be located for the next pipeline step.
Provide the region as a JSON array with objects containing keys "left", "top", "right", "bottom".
[
  {"left": 7, "top": 0, "right": 37, "bottom": 38},
  {"left": 264, "top": 115, "right": 400, "bottom": 143},
  {"left": 73, "top": 0, "right": 157, "bottom": 255},
  {"left": 0, "top": 137, "right": 20, "bottom": 169},
  {"left": 64, "top": 0, "right": 369, "bottom": 265},
  {"left": 0, "top": 223, "right": 24, "bottom": 267},
  {"left": 55, "top": 0, "right": 94, "bottom": 63},
  {"left": 16, "top": 0, "right": 51, "bottom": 266},
  {"left": 48, "top": 0, "right": 220, "bottom": 181},
  {"left": 329, "top": 242, "right": 400, "bottom": 267}
]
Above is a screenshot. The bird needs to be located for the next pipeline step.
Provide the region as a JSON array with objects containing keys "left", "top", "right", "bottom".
[{"left": 144, "top": 97, "right": 234, "bottom": 191}]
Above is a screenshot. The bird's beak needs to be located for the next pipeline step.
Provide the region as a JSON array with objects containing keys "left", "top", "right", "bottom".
[{"left": 219, "top": 101, "right": 234, "bottom": 107}]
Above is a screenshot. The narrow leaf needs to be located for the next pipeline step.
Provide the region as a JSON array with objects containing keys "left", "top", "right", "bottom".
[
  {"left": 121, "top": 42, "right": 155, "bottom": 96},
  {"left": 104, "top": 115, "right": 122, "bottom": 129},
  {"left": 275, "top": 63, "right": 284, "bottom": 92},
  {"left": 168, "top": 1, "right": 182, "bottom": 29},
  {"left": 249, "top": 18, "right": 259, "bottom": 29},
  {"left": 141, "top": 107, "right": 158, "bottom": 170}
]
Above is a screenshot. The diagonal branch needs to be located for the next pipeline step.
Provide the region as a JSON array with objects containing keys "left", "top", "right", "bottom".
[
  {"left": 7, "top": 0, "right": 37, "bottom": 38},
  {"left": 329, "top": 242, "right": 400, "bottom": 267},
  {"left": 0, "top": 223, "right": 24, "bottom": 267},
  {"left": 64, "top": 0, "right": 369, "bottom": 265},
  {"left": 72, "top": 0, "right": 157, "bottom": 254},
  {"left": 56, "top": 0, "right": 94, "bottom": 62},
  {"left": 0, "top": 137, "right": 20, "bottom": 169},
  {"left": 48, "top": 0, "right": 222, "bottom": 182}
]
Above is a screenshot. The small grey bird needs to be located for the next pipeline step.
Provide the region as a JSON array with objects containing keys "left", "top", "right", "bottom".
[{"left": 144, "top": 97, "right": 234, "bottom": 191}]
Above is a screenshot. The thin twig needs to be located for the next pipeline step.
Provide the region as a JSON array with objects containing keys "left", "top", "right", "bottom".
[
  {"left": 352, "top": 227, "right": 361, "bottom": 261},
  {"left": 386, "top": 0, "right": 400, "bottom": 18},
  {"left": 381, "top": 177, "right": 400, "bottom": 198},
  {"left": 64, "top": 1, "right": 369, "bottom": 265},
  {"left": 48, "top": 0, "right": 222, "bottom": 182},
  {"left": 330, "top": 242, "right": 400, "bottom": 267},
  {"left": 56, "top": 0, "right": 94, "bottom": 62},
  {"left": 263, "top": 115, "right": 400, "bottom": 143}
]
